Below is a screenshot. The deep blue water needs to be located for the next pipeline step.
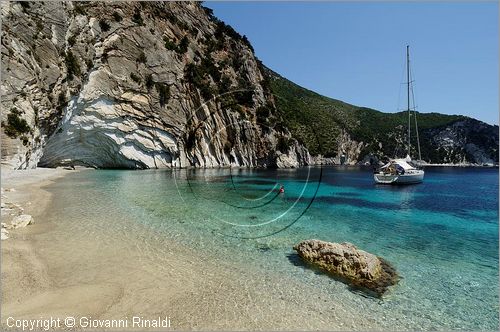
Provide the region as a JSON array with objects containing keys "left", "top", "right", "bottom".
[{"left": 49, "top": 166, "right": 499, "bottom": 330}]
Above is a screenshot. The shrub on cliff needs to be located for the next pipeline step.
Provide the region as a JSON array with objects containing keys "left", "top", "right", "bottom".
[
  {"left": 99, "top": 19, "right": 110, "bottom": 32},
  {"left": 2, "top": 109, "right": 31, "bottom": 138},
  {"left": 177, "top": 36, "right": 189, "bottom": 54},
  {"left": 112, "top": 11, "right": 122, "bottom": 22},
  {"left": 185, "top": 61, "right": 218, "bottom": 100},
  {"left": 132, "top": 8, "right": 143, "bottom": 25},
  {"left": 164, "top": 37, "right": 177, "bottom": 51},
  {"left": 256, "top": 105, "right": 272, "bottom": 124},
  {"left": 130, "top": 72, "right": 141, "bottom": 84},
  {"left": 64, "top": 50, "right": 81, "bottom": 80},
  {"left": 277, "top": 136, "right": 292, "bottom": 153},
  {"left": 155, "top": 83, "right": 170, "bottom": 107}
]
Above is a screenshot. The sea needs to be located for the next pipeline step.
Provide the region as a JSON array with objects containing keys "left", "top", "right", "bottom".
[{"left": 44, "top": 166, "right": 499, "bottom": 330}]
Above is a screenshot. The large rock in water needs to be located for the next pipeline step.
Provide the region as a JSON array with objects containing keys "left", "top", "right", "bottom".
[{"left": 293, "top": 240, "right": 398, "bottom": 297}]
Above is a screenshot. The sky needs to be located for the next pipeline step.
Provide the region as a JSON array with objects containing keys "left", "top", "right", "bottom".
[{"left": 205, "top": 1, "right": 499, "bottom": 125}]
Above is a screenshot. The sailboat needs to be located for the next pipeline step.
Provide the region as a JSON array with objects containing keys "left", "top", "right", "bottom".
[{"left": 374, "top": 46, "right": 425, "bottom": 185}]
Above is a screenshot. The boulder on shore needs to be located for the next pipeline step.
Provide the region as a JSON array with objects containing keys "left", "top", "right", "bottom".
[
  {"left": 1, "top": 228, "right": 9, "bottom": 240},
  {"left": 11, "top": 214, "right": 34, "bottom": 229},
  {"left": 293, "top": 239, "right": 399, "bottom": 297}
]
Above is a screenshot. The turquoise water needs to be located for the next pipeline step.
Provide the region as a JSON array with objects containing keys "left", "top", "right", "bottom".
[{"left": 48, "top": 166, "right": 498, "bottom": 330}]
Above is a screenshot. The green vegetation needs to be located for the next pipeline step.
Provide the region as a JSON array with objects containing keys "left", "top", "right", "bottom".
[
  {"left": 256, "top": 105, "right": 272, "bottom": 125},
  {"left": 85, "top": 59, "right": 93, "bottom": 70},
  {"left": 112, "top": 11, "right": 122, "bottom": 22},
  {"left": 19, "top": 1, "right": 30, "bottom": 10},
  {"left": 234, "top": 78, "right": 254, "bottom": 107},
  {"left": 145, "top": 74, "right": 154, "bottom": 90},
  {"left": 267, "top": 68, "right": 464, "bottom": 159},
  {"left": 56, "top": 91, "right": 68, "bottom": 113},
  {"left": 211, "top": 17, "right": 254, "bottom": 53},
  {"left": 2, "top": 109, "right": 30, "bottom": 138},
  {"left": 164, "top": 37, "right": 177, "bottom": 51},
  {"left": 220, "top": 75, "right": 232, "bottom": 93},
  {"left": 73, "top": 2, "right": 87, "bottom": 15},
  {"left": 99, "top": 19, "right": 110, "bottom": 32},
  {"left": 163, "top": 36, "right": 189, "bottom": 54},
  {"left": 155, "top": 83, "right": 170, "bottom": 107},
  {"left": 68, "top": 35, "right": 77, "bottom": 46},
  {"left": 35, "top": 20, "right": 44, "bottom": 33},
  {"left": 184, "top": 58, "right": 220, "bottom": 100},
  {"left": 64, "top": 50, "right": 81, "bottom": 80},
  {"left": 200, "top": 4, "right": 253, "bottom": 53},
  {"left": 130, "top": 72, "right": 141, "bottom": 84},
  {"left": 33, "top": 106, "right": 39, "bottom": 126},
  {"left": 277, "top": 135, "right": 292, "bottom": 153},
  {"left": 177, "top": 36, "right": 189, "bottom": 54},
  {"left": 137, "top": 51, "right": 147, "bottom": 64},
  {"left": 132, "top": 8, "right": 144, "bottom": 25}
]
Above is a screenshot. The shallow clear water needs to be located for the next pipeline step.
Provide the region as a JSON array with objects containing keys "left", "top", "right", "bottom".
[{"left": 48, "top": 166, "right": 498, "bottom": 330}]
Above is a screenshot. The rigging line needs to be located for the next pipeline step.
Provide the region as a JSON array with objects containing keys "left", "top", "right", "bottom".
[
  {"left": 406, "top": 45, "right": 411, "bottom": 157},
  {"left": 409, "top": 62, "right": 417, "bottom": 109},
  {"left": 396, "top": 52, "right": 406, "bottom": 113},
  {"left": 409, "top": 64, "right": 422, "bottom": 160}
]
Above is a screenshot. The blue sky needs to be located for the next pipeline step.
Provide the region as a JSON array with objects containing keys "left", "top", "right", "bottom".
[{"left": 205, "top": 2, "right": 499, "bottom": 125}]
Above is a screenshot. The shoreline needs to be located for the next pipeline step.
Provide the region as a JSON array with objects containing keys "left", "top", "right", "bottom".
[{"left": 0, "top": 168, "right": 78, "bottom": 324}]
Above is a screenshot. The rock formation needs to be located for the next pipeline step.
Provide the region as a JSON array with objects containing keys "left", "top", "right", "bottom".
[
  {"left": 293, "top": 239, "right": 399, "bottom": 297},
  {"left": 1, "top": 1, "right": 495, "bottom": 169},
  {"left": 10, "top": 214, "right": 34, "bottom": 229},
  {"left": 1, "top": 227, "right": 9, "bottom": 240},
  {"left": 421, "top": 118, "right": 499, "bottom": 164},
  {"left": 1, "top": 1, "right": 309, "bottom": 169}
]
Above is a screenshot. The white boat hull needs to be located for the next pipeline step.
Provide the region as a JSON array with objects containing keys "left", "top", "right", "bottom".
[{"left": 374, "top": 170, "right": 424, "bottom": 184}]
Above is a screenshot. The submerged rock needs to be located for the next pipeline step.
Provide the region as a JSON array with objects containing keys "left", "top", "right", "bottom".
[
  {"left": 11, "top": 214, "right": 34, "bottom": 229},
  {"left": 293, "top": 239, "right": 398, "bottom": 297}
]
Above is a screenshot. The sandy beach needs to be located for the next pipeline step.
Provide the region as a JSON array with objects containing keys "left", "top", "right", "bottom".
[{"left": 0, "top": 168, "right": 84, "bottom": 326}]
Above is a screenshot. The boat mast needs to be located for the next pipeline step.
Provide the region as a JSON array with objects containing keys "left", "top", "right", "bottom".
[{"left": 406, "top": 45, "right": 411, "bottom": 158}]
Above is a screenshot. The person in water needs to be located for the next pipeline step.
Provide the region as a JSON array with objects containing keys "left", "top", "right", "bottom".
[{"left": 279, "top": 184, "right": 285, "bottom": 194}]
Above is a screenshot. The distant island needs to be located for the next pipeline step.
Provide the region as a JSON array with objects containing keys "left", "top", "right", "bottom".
[{"left": 1, "top": 1, "right": 498, "bottom": 170}]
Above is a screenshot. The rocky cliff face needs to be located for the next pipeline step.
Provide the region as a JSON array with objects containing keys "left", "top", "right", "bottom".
[
  {"left": 421, "top": 118, "right": 499, "bottom": 165},
  {"left": 1, "top": 1, "right": 309, "bottom": 169}
]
